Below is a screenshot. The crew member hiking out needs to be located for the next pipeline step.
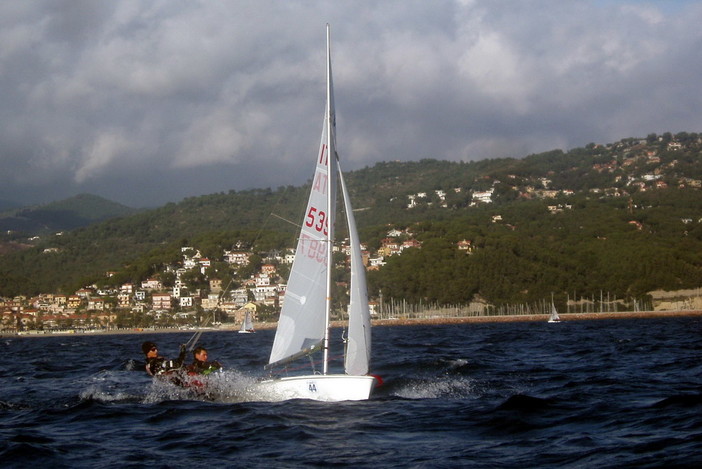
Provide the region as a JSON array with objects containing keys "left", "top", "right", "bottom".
[
  {"left": 142, "top": 341, "right": 187, "bottom": 377},
  {"left": 187, "top": 346, "right": 222, "bottom": 375}
]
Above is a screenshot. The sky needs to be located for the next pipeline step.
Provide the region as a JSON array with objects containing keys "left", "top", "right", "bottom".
[{"left": 1, "top": 0, "right": 701, "bottom": 208}]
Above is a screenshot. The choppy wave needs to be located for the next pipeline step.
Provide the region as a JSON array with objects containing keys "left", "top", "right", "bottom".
[{"left": 2, "top": 318, "right": 702, "bottom": 468}]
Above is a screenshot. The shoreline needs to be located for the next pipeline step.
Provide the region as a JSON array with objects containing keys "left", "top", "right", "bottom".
[
  {"left": 3, "top": 310, "right": 702, "bottom": 338},
  {"left": 367, "top": 309, "right": 702, "bottom": 327}
]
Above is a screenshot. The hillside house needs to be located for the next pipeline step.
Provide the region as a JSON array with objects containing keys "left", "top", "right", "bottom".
[
  {"left": 283, "top": 250, "right": 296, "bottom": 264},
  {"left": 252, "top": 285, "right": 277, "bottom": 303},
  {"left": 28, "top": 296, "right": 45, "bottom": 310},
  {"left": 255, "top": 273, "right": 271, "bottom": 287},
  {"left": 540, "top": 190, "right": 559, "bottom": 198},
  {"left": 368, "top": 257, "right": 386, "bottom": 270},
  {"left": 229, "top": 287, "right": 249, "bottom": 305},
  {"left": 76, "top": 288, "right": 93, "bottom": 299},
  {"left": 548, "top": 204, "right": 572, "bottom": 214},
  {"left": 224, "top": 251, "right": 250, "bottom": 266},
  {"left": 117, "top": 293, "right": 131, "bottom": 308},
  {"left": 41, "top": 314, "right": 61, "bottom": 329},
  {"left": 141, "top": 279, "right": 162, "bottom": 290},
  {"left": 219, "top": 301, "right": 240, "bottom": 317},
  {"left": 472, "top": 189, "right": 494, "bottom": 204},
  {"left": 457, "top": 239, "right": 473, "bottom": 253},
  {"left": 180, "top": 296, "right": 194, "bottom": 308},
  {"left": 679, "top": 178, "right": 702, "bottom": 188},
  {"left": 95, "top": 312, "right": 117, "bottom": 325},
  {"left": 53, "top": 295, "right": 67, "bottom": 307},
  {"left": 87, "top": 298, "right": 105, "bottom": 311},
  {"left": 201, "top": 293, "right": 220, "bottom": 310},
  {"left": 401, "top": 239, "right": 421, "bottom": 251},
  {"left": 378, "top": 238, "right": 401, "bottom": 257},
  {"left": 152, "top": 293, "right": 172, "bottom": 310},
  {"left": 208, "top": 279, "right": 222, "bottom": 293},
  {"left": 5, "top": 311, "right": 20, "bottom": 328},
  {"left": 67, "top": 295, "right": 82, "bottom": 309}
]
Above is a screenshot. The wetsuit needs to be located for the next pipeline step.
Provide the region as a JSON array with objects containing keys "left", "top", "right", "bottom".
[
  {"left": 145, "top": 346, "right": 187, "bottom": 376},
  {"left": 187, "top": 359, "right": 222, "bottom": 375}
]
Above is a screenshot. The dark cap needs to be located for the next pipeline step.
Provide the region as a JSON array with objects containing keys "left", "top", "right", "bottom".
[{"left": 142, "top": 341, "right": 157, "bottom": 355}]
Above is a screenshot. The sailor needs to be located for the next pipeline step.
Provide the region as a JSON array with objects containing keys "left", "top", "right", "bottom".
[
  {"left": 142, "top": 341, "right": 187, "bottom": 377},
  {"left": 187, "top": 346, "right": 222, "bottom": 375}
]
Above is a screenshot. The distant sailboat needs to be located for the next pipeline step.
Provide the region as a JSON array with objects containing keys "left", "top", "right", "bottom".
[
  {"left": 259, "top": 25, "right": 376, "bottom": 401},
  {"left": 238, "top": 309, "right": 255, "bottom": 334},
  {"left": 548, "top": 303, "right": 561, "bottom": 323}
]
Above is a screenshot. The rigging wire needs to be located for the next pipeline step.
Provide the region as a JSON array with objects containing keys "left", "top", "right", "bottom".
[
  {"left": 270, "top": 213, "right": 302, "bottom": 229},
  {"left": 184, "top": 277, "right": 234, "bottom": 352}
]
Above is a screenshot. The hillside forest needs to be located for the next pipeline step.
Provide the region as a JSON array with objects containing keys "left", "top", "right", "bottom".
[{"left": 2, "top": 131, "right": 702, "bottom": 312}]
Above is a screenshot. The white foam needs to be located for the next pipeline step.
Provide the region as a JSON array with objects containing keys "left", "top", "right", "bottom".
[{"left": 393, "top": 376, "right": 476, "bottom": 399}]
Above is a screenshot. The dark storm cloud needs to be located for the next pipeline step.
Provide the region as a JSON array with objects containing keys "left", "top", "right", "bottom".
[{"left": 1, "top": 0, "right": 701, "bottom": 207}]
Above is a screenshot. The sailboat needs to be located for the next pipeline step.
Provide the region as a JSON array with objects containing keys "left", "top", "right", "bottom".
[
  {"left": 238, "top": 309, "right": 255, "bottom": 334},
  {"left": 548, "top": 303, "right": 561, "bottom": 323},
  {"left": 260, "top": 25, "right": 376, "bottom": 401}
]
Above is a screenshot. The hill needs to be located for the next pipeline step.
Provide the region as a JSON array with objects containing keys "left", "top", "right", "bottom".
[
  {"left": 1, "top": 131, "right": 702, "bottom": 308},
  {"left": 0, "top": 193, "right": 138, "bottom": 235},
  {"left": 0, "top": 199, "right": 22, "bottom": 212}
]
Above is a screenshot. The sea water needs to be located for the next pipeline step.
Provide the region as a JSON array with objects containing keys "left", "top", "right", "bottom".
[{"left": 1, "top": 317, "right": 701, "bottom": 468}]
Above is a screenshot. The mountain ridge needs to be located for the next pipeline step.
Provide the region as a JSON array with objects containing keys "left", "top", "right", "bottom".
[{"left": 0, "top": 193, "right": 139, "bottom": 235}]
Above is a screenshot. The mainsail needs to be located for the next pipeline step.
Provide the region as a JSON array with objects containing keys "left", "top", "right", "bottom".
[
  {"left": 239, "top": 309, "right": 254, "bottom": 333},
  {"left": 267, "top": 25, "right": 339, "bottom": 370}
]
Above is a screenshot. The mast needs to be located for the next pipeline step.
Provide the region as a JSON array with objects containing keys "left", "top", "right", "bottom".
[
  {"left": 266, "top": 24, "right": 339, "bottom": 372},
  {"left": 322, "top": 23, "right": 333, "bottom": 374}
]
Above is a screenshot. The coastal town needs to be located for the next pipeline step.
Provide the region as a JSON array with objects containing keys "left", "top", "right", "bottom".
[{"left": 0, "top": 228, "right": 430, "bottom": 334}]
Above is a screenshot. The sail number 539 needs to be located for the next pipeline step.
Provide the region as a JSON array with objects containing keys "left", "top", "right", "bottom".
[{"left": 305, "top": 206, "right": 328, "bottom": 235}]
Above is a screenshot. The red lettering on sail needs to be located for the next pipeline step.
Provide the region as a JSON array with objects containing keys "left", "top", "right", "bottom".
[
  {"left": 305, "top": 206, "right": 328, "bottom": 236},
  {"left": 305, "top": 207, "right": 318, "bottom": 229},
  {"left": 307, "top": 238, "right": 318, "bottom": 260},
  {"left": 312, "top": 173, "right": 327, "bottom": 194},
  {"left": 301, "top": 234, "right": 326, "bottom": 264},
  {"left": 319, "top": 144, "right": 328, "bottom": 166},
  {"left": 316, "top": 210, "right": 327, "bottom": 234},
  {"left": 300, "top": 233, "right": 327, "bottom": 264},
  {"left": 315, "top": 238, "right": 326, "bottom": 263}
]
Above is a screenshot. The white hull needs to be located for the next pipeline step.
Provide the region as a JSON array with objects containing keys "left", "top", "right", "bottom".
[{"left": 259, "top": 374, "right": 377, "bottom": 402}]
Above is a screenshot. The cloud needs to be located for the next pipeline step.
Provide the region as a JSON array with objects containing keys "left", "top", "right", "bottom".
[{"left": 1, "top": 0, "right": 701, "bottom": 207}]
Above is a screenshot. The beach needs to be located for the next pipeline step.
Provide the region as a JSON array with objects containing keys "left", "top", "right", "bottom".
[{"left": 4, "top": 309, "right": 702, "bottom": 338}]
